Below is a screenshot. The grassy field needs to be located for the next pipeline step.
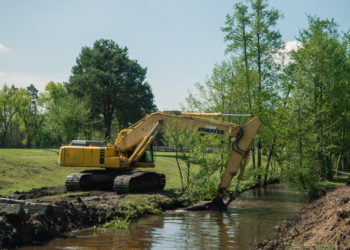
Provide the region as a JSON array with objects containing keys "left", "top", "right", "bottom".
[
  {"left": 0, "top": 149, "right": 182, "bottom": 195},
  {"left": 0, "top": 148, "right": 283, "bottom": 197}
]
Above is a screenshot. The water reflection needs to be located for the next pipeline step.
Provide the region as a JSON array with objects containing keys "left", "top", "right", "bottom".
[{"left": 20, "top": 184, "right": 307, "bottom": 250}]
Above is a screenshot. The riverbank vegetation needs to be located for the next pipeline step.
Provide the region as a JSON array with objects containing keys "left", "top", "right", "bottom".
[
  {"left": 179, "top": 0, "right": 350, "bottom": 197},
  {"left": 0, "top": 0, "right": 350, "bottom": 199}
]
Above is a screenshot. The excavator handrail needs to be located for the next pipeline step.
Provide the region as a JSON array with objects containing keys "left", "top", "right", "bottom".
[{"left": 114, "top": 129, "right": 132, "bottom": 146}]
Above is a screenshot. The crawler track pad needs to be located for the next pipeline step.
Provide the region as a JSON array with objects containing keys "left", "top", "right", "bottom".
[
  {"left": 113, "top": 171, "right": 165, "bottom": 193},
  {"left": 65, "top": 170, "right": 165, "bottom": 194}
]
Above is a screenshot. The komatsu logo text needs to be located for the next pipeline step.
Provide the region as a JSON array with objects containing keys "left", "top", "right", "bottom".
[{"left": 198, "top": 126, "right": 224, "bottom": 135}]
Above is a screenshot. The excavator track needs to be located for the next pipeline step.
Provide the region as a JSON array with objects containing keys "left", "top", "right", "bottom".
[
  {"left": 65, "top": 172, "right": 91, "bottom": 191},
  {"left": 65, "top": 170, "right": 165, "bottom": 193},
  {"left": 113, "top": 171, "right": 165, "bottom": 194},
  {"left": 65, "top": 170, "right": 116, "bottom": 191}
]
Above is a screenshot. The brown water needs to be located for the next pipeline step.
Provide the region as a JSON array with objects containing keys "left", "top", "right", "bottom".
[{"left": 21, "top": 184, "right": 307, "bottom": 250}]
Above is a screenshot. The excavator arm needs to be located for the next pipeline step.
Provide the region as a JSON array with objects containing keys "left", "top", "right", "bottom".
[{"left": 114, "top": 111, "right": 261, "bottom": 205}]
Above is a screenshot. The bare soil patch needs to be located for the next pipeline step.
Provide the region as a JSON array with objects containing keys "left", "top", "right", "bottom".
[{"left": 254, "top": 185, "right": 350, "bottom": 249}]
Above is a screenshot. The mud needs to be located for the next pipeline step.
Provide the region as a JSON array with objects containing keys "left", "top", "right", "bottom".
[
  {"left": 0, "top": 187, "right": 183, "bottom": 249},
  {"left": 254, "top": 185, "right": 350, "bottom": 249},
  {"left": 5, "top": 186, "right": 66, "bottom": 200},
  {"left": 184, "top": 197, "right": 228, "bottom": 211}
]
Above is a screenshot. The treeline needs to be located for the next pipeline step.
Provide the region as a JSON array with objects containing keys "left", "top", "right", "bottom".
[
  {"left": 0, "top": 39, "right": 156, "bottom": 148},
  {"left": 185, "top": 0, "right": 350, "bottom": 191},
  {"left": 2, "top": 1, "right": 349, "bottom": 193}
]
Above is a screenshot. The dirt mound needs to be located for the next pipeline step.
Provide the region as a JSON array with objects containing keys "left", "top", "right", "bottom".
[
  {"left": 3, "top": 186, "right": 66, "bottom": 200},
  {"left": 254, "top": 186, "right": 350, "bottom": 249}
]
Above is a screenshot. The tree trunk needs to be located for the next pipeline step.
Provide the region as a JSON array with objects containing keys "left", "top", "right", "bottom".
[
  {"left": 25, "top": 122, "right": 31, "bottom": 148},
  {"left": 295, "top": 104, "right": 306, "bottom": 189},
  {"left": 264, "top": 135, "right": 277, "bottom": 184},
  {"left": 256, "top": 9, "right": 263, "bottom": 185},
  {"left": 252, "top": 146, "right": 256, "bottom": 169},
  {"left": 1, "top": 121, "right": 8, "bottom": 147},
  {"left": 257, "top": 138, "right": 262, "bottom": 184},
  {"left": 175, "top": 151, "right": 185, "bottom": 193}
]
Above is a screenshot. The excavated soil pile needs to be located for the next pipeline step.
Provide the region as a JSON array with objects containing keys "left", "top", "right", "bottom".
[
  {"left": 255, "top": 185, "right": 350, "bottom": 249},
  {"left": 0, "top": 187, "right": 181, "bottom": 249},
  {"left": 6, "top": 186, "right": 66, "bottom": 200}
]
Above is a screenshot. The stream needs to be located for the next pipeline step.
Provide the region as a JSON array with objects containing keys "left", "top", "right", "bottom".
[{"left": 21, "top": 184, "right": 307, "bottom": 249}]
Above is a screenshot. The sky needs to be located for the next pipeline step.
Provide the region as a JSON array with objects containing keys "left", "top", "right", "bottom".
[{"left": 0, "top": 0, "right": 349, "bottom": 110}]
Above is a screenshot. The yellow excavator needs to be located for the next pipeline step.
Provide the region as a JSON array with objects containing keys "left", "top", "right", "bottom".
[{"left": 59, "top": 111, "right": 260, "bottom": 208}]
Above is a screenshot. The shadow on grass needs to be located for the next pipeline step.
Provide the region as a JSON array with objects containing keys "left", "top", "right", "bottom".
[{"left": 154, "top": 153, "right": 177, "bottom": 159}]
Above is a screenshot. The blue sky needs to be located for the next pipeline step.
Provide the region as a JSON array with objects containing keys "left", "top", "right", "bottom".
[{"left": 1, "top": 0, "right": 349, "bottom": 110}]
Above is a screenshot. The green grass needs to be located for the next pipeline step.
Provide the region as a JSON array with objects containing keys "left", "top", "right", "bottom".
[
  {"left": 0, "top": 149, "right": 182, "bottom": 195},
  {"left": 0, "top": 148, "right": 279, "bottom": 197},
  {"left": 0, "top": 149, "right": 82, "bottom": 195}
]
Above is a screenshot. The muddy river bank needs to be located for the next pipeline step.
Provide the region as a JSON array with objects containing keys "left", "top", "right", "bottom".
[
  {"left": 3, "top": 183, "right": 345, "bottom": 249},
  {"left": 255, "top": 185, "right": 350, "bottom": 249},
  {"left": 5, "top": 183, "right": 310, "bottom": 249},
  {"left": 0, "top": 187, "right": 184, "bottom": 249}
]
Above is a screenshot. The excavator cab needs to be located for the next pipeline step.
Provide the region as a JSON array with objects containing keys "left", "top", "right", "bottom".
[{"left": 125, "top": 145, "right": 154, "bottom": 164}]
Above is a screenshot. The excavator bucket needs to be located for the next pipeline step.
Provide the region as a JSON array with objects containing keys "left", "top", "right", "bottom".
[{"left": 184, "top": 197, "right": 229, "bottom": 211}]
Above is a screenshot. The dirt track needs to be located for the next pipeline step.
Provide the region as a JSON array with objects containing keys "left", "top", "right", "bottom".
[
  {"left": 0, "top": 187, "right": 183, "bottom": 249},
  {"left": 255, "top": 185, "right": 350, "bottom": 249}
]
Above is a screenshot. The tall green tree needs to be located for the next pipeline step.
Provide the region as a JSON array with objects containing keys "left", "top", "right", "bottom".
[
  {"left": 221, "top": 0, "right": 282, "bottom": 183},
  {"left": 0, "top": 85, "right": 20, "bottom": 147},
  {"left": 222, "top": 1, "right": 257, "bottom": 170},
  {"left": 222, "top": 2, "right": 254, "bottom": 113},
  {"left": 39, "top": 82, "right": 91, "bottom": 145},
  {"left": 187, "top": 59, "right": 248, "bottom": 184},
  {"left": 15, "top": 84, "right": 39, "bottom": 148},
  {"left": 248, "top": 0, "right": 282, "bottom": 183},
  {"left": 288, "top": 16, "right": 350, "bottom": 180},
  {"left": 67, "top": 39, "right": 156, "bottom": 140},
  {"left": 186, "top": 59, "right": 244, "bottom": 114}
]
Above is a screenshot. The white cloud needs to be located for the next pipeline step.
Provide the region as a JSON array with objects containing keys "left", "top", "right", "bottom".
[
  {"left": 273, "top": 40, "right": 302, "bottom": 65},
  {"left": 0, "top": 43, "right": 11, "bottom": 54},
  {"left": 0, "top": 71, "right": 66, "bottom": 91}
]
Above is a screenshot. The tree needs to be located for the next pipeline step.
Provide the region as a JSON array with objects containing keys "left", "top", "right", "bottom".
[
  {"left": 221, "top": 0, "right": 283, "bottom": 183},
  {"left": 248, "top": 0, "right": 283, "bottom": 183},
  {"left": 0, "top": 85, "right": 19, "bottom": 147},
  {"left": 222, "top": 2, "right": 257, "bottom": 170},
  {"left": 164, "top": 129, "right": 195, "bottom": 194},
  {"left": 288, "top": 16, "right": 350, "bottom": 180},
  {"left": 39, "top": 82, "right": 91, "bottom": 145},
  {"left": 186, "top": 59, "right": 245, "bottom": 114},
  {"left": 165, "top": 127, "right": 228, "bottom": 199},
  {"left": 222, "top": 2, "right": 254, "bottom": 112},
  {"left": 186, "top": 59, "right": 246, "bottom": 180},
  {"left": 67, "top": 39, "right": 156, "bottom": 141},
  {"left": 15, "top": 84, "right": 39, "bottom": 148}
]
